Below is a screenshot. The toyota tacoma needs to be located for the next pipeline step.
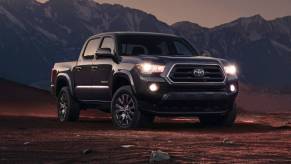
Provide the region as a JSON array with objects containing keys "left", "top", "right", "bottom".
[{"left": 51, "top": 32, "right": 239, "bottom": 129}]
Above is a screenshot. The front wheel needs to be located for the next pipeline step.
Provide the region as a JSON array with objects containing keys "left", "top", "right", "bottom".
[
  {"left": 199, "top": 103, "right": 237, "bottom": 127},
  {"left": 57, "top": 87, "right": 80, "bottom": 122},
  {"left": 111, "top": 86, "right": 154, "bottom": 129}
]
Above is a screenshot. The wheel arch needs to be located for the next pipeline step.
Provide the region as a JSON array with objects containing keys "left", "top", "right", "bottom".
[
  {"left": 55, "top": 73, "right": 74, "bottom": 96},
  {"left": 112, "top": 71, "right": 136, "bottom": 95}
]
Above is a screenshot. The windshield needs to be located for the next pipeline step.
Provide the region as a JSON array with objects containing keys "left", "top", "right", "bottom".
[{"left": 117, "top": 35, "right": 198, "bottom": 57}]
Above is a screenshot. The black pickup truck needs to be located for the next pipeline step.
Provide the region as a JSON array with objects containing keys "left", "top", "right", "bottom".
[{"left": 51, "top": 32, "right": 239, "bottom": 129}]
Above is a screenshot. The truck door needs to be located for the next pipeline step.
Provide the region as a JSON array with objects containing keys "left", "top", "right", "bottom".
[
  {"left": 91, "top": 36, "right": 115, "bottom": 101},
  {"left": 73, "top": 38, "right": 101, "bottom": 100}
]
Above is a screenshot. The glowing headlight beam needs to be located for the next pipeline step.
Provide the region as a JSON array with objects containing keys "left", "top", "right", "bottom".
[
  {"left": 224, "top": 65, "right": 237, "bottom": 75},
  {"left": 137, "top": 63, "right": 165, "bottom": 74}
]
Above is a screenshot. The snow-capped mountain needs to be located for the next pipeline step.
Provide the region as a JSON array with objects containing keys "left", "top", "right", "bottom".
[{"left": 0, "top": 0, "right": 290, "bottom": 90}]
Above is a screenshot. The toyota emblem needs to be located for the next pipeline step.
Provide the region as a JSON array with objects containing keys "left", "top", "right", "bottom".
[{"left": 193, "top": 68, "right": 205, "bottom": 77}]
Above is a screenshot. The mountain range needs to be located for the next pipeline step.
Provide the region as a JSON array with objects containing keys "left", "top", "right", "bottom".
[
  {"left": 173, "top": 15, "right": 291, "bottom": 90},
  {"left": 0, "top": 0, "right": 290, "bottom": 90}
]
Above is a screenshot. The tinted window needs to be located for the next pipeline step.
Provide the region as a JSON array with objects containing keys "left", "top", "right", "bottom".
[
  {"left": 83, "top": 38, "right": 100, "bottom": 58},
  {"left": 174, "top": 41, "right": 193, "bottom": 56},
  {"left": 118, "top": 35, "right": 197, "bottom": 56},
  {"left": 101, "top": 37, "right": 115, "bottom": 53}
]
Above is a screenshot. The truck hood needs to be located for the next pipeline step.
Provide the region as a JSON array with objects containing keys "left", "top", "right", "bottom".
[{"left": 122, "top": 55, "right": 227, "bottom": 65}]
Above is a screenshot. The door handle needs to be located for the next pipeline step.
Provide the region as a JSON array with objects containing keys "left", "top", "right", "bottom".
[
  {"left": 75, "top": 66, "right": 82, "bottom": 71},
  {"left": 91, "top": 66, "right": 98, "bottom": 71}
]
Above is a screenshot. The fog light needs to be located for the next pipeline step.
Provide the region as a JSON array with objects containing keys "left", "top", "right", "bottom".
[
  {"left": 149, "top": 83, "right": 159, "bottom": 92},
  {"left": 230, "top": 84, "right": 236, "bottom": 92}
]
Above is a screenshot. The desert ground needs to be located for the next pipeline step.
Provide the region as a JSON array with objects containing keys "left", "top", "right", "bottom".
[{"left": 1, "top": 79, "right": 291, "bottom": 163}]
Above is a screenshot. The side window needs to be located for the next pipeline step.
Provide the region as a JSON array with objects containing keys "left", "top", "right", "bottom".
[
  {"left": 174, "top": 41, "right": 193, "bottom": 56},
  {"left": 100, "top": 37, "right": 115, "bottom": 53},
  {"left": 83, "top": 38, "right": 100, "bottom": 59}
]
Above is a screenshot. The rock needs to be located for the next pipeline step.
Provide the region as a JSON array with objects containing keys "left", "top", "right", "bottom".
[
  {"left": 82, "top": 149, "right": 92, "bottom": 155},
  {"left": 241, "top": 119, "right": 255, "bottom": 123},
  {"left": 23, "top": 142, "right": 30, "bottom": 145},
  {"left": 222, "top": 138, "right": 234, "bottom": 145},
  {"left": 149, "top": 150, "right": 170, "bottom": 163},
  {"left": 271, "top": 122, "right": 291, "bottom": 129},
  {"left": 120, "top": 145, "right": 135, "bottom": 148}
]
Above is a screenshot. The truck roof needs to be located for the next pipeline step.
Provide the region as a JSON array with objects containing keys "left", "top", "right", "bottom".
[{"left": 90, "top": 32, "right": 179, "bottom": 39}]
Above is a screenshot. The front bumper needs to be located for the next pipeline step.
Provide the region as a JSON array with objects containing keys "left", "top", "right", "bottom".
[
  {"left": 161, "top": 91, "right": 235, "bottom": 101},
  {"left": 132, "top": 71, "right": 238, "bottom": 116}
]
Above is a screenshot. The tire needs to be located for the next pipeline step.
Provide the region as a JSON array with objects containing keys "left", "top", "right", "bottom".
[
  {"left": 199, "top": 103, "right": 237, "bottom": 127},
  {"left": 57, "top": 87, "right": 80, "bottom": 122},
  {"left": 111, "top": 86, "right": 155, "bottom": 129}
]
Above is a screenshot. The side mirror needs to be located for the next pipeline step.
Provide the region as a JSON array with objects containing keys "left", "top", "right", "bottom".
[{"left": 96, "top": 48, "right": 114, "bottom": 58}]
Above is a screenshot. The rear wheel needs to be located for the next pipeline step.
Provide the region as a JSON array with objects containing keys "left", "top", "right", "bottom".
[
  {"left": 111, "top": 86, "right": 154, "bottom": 129},
  {"left": 57, "top": 87, "right": 80, "bottom": 122},
  {"left": 199, "top": 103, "right": 237, "bottom": 127}
]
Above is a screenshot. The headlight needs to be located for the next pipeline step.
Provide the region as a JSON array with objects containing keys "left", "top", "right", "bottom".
[
  {"left": 224, "top": 65, "right": 237, "bottom": 75},
  {"left": 137, "top": 63, "right": 165, "bottom": 74}
]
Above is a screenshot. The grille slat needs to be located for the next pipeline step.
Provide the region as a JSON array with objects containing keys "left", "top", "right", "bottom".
[{"left": 168, "top": 64, "right": 225, "bottom": 83}]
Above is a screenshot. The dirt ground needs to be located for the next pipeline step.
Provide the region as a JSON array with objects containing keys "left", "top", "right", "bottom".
[
  {"left": 1, "top": 79, "right": 291, "bottom": 163},
  {"left": 1, "top": 112, "right": 291, "bottom": 163}
]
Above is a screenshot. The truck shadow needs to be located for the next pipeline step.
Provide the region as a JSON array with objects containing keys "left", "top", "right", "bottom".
[
  {"left": 78, "top": 117, "right": 289, "bottom": 133},
  {"left": 1, "top": 115, "right": 289, "bottom": 133}
]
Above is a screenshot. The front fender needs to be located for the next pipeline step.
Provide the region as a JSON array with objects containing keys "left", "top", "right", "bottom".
[
  {"left": 113, "top": 70, "right": 136, "bottom": 93},
  {"left": 56, "top": 73, "right": 74, "bottom": 96}
]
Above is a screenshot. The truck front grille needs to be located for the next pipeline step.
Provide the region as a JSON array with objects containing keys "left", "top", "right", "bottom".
[{"left": 168, "top": 64, "right": 225, "bottom": 83}]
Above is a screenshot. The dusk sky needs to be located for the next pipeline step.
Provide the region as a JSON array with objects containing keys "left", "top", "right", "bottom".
[{"left": 38, "top": 0, "right": 291, "bottom": 27}]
